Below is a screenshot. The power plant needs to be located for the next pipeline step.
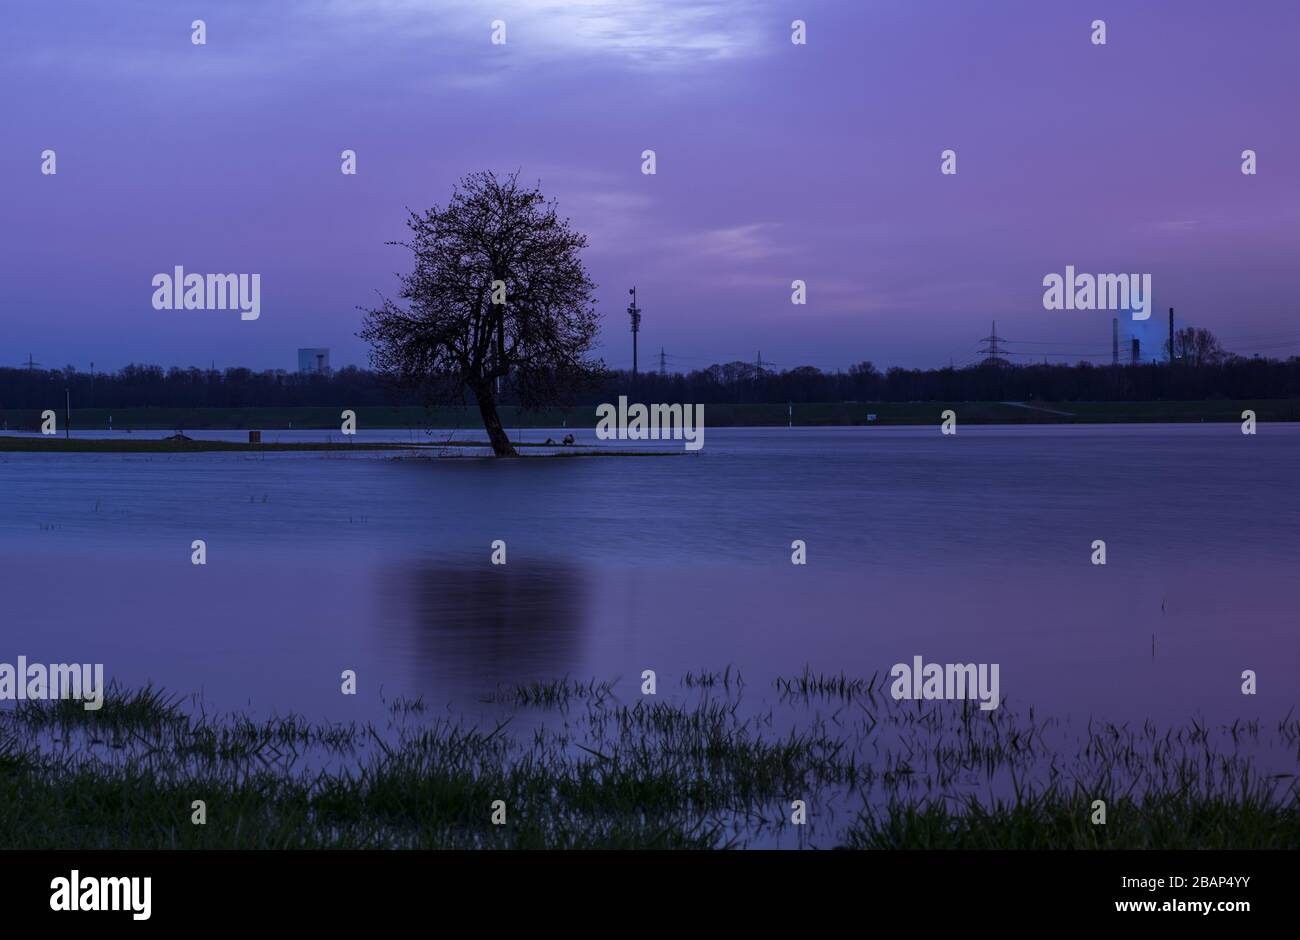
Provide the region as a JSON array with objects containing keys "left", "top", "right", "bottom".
[{"left": 297, "top": 348, "right": 330, "bottom": 375}]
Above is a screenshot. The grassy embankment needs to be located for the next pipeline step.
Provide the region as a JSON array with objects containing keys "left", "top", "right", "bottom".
[
  {"left": 2, "top": 675, "right": 1295, "bottom": 849},
  {"left": 0, "top": 437, "right": 427, "bottom": 453},
  {"left": 0, "top": 437, "right": 526, "bottom": 454},
  {"left": 0, "top": 437, "right": 673, "bottom": 455},
  {"left": 2, "top": 399, "right": 1299, "bottom": 433}
]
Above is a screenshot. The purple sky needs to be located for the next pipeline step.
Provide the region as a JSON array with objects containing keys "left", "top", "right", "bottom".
[{"left": 2, "top": 0, "right": 1297, "bottom": 373}]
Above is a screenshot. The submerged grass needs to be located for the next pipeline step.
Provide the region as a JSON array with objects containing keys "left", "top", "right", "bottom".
[
  {"left": 15, "top": 682, "right": 183, "bottom": 732},
  {"left": 485, "top": 678, "right": 616, "bottom": 709},
  {"left": 1, "top": 675, "right": 1296, "bottom": 849}
]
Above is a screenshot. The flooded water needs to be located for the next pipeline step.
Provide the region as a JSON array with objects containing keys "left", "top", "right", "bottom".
[{"left": 1, "top": 424, "right": 1297, "bottom": 758}]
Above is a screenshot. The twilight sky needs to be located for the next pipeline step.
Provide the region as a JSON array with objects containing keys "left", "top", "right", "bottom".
[{"left": 1, "top": 0, "right": 1297, "bottom": 373}]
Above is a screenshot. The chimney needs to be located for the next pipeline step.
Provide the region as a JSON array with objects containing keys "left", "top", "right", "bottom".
[
  {"left": 1168, "top": 307, "right": 1175, "bottom": 364},
  {"left": 1131, "top": 337, "right": 1140, "bottom": 365},
  {"left": 1112, "top": 317, "right": 1118, "bottom": 366}
]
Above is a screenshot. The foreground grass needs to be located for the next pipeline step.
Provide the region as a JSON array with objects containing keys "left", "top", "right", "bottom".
[
  {"left": 846, "top": 788, "right": 1300, "bottom": 849},
  {"left": 1, "top": 679, "right": 1296, "bottom": 849}
]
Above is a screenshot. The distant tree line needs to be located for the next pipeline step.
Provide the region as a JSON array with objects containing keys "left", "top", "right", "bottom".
[
  {"left": 608, "top": 354, "right": 1300, "bottom": 404},
  {"left": 0, "top": 364, "right": 396, "bottom": 410},
  {"left": 3, "top": 354, "right": 1300, "bottom": 412}
]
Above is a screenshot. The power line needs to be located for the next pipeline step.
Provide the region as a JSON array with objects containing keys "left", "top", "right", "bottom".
[
  {"left": 977, "top": 321, "right": 1011, "bottom": 366},
  {"left": 1002, "top": 350, "right": 1112, "bottom": 358}
]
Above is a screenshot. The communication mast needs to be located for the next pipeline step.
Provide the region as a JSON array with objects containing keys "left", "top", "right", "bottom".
[{"left": 627, "top": 287, "right": 642, "bottom": 385}]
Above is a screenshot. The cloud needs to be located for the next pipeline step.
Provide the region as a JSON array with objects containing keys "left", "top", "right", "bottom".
[
  {"left": 315, "top": 0, "right": 772, "bottom": 67},
  {"left": 6, "top": 0, "right": 771, "bottom": 98},
  {"left": 515, "top": 167, "right": 660, "bottom": 253},
  {"left": 677, "top": 223, "right": 787, "bottom": 262}
]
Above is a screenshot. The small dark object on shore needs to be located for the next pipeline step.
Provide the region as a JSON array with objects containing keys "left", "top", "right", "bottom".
[
  {"left": 162, "top": 431, "right": 193, "bottom": 442},
  {"left": 562, "top": 434, "right": 575, "bottom": 445}
]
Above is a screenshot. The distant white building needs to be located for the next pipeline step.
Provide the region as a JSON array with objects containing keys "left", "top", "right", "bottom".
[{"left": 297, "top": 348, "right": 330, "bottom": 375}]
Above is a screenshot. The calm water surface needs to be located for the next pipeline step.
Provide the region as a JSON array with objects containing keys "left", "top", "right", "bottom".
[{"left": 1, "top": 424, "right": 1296, "bottom": 746}]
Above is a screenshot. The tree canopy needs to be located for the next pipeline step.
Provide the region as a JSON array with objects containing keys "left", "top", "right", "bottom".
[{"left": 360, "top": 170, "right": 603, "bottom": 455}]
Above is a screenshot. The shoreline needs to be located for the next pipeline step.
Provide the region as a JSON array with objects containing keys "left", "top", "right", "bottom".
[
  {"left": 0, "top": 436, "right": 680, "bottom": 455},
  {"left": 2, "top": 399, "right": 1299, "bottom": 434},
  {"left": 1, "top": 415, "right": 1291, "bottom": 454}
]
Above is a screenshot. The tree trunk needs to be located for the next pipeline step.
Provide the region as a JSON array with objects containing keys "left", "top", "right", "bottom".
[{"left": 473, "top": 383, "right": 517, "bottom": 457}]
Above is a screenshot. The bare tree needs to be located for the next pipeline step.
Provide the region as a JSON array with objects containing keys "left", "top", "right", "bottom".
[
  {"left": 1165, "top": 326, "right": 1225, "bottom": 367},
  {"left": 360, "top": 171, "right": 603, "bottom": 456}
]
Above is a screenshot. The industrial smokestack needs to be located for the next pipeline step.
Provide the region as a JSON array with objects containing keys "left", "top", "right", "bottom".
[
  {"left": 1112, "top": 317, "right": 1118, "bottom": 366},
  {"left": 1169, "top": 307, "right": 1175, "bottom": 365},
  {"left": 1131, "top": 337, "right": 1140, "bottom": 365}
]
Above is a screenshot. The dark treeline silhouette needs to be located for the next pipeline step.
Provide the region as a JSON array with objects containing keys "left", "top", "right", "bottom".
[
  {"left": 614, "top": 356, "right": 1300, "bottom": 403},
  {"left": 0, "top": 365, "right": 392, "bottom": 410},
  {"left": 3, "top": 354, "right": 1300, "bottom": 411}
]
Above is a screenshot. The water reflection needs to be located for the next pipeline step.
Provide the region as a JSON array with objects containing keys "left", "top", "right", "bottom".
[{"left": 380, "top": 559, "right": 589, "bottom": 694}]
